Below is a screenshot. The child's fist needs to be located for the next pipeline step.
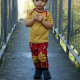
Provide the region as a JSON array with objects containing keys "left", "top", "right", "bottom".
[
  {"left": 33, "top": 13, "right": 38, "bottom": 21},
  {"left": 38, "top": 15, "right": 43, "bottom": 22}
]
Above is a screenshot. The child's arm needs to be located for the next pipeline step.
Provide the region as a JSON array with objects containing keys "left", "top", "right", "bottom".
[
  {"left": 25, "top": 13, "right": 38, "bottom": 27},
  {"left": 41, "top": 20, "right": 53, "bottom": 29},
  {"left": 25, "top": 18, "right": 34, "bottom": 27},
  {"left": 38, "top": 15, "right": 53, "bottom": 29}
]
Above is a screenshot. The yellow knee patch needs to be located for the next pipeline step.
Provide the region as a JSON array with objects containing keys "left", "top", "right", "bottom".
[
  {"left": 32, "top": 56, "right": 38, "bottom": 63},
  {"left": 38, "top": 53, "right": 46, "bottom": 62}
]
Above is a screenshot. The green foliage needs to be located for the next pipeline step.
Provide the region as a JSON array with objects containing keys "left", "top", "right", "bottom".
[{"left": 61, "top": 0, "right": 80, "bottom": 53}]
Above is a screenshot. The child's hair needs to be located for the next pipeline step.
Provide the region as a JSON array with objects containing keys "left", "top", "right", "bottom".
[{"left": 32, "top": 0, "right": 48, "bottom": 3}]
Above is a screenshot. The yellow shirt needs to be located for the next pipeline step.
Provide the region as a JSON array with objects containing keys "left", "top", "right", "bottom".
[{"left": 25, "top": 9, "right": 53, "bottom": 44}]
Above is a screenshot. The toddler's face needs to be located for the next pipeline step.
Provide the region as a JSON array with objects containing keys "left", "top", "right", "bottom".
[{"left": 33, "top": 0, "right": 46, "bottom": 10}]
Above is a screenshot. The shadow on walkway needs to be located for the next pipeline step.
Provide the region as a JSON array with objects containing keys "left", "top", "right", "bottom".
[{"left": 0, "top": 14, "right": 80, "bottom": 80}]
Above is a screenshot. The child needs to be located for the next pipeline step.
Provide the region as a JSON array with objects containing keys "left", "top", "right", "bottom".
[{"left": 25, "top": 0, "right": 53, "bottom": 79}]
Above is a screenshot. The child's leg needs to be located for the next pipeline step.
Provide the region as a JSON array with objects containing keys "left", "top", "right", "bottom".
[
  {"left": 38, "top": 42, "right": 49, "bottom": 68},
  {"left": 29, "top": 42, "right": 42, "bottom": 79},
  {"left": 38, "top": 42, "right": 51, "bottom": 79},
  {"left": 29, "top": 42, "right": 41, "bottom": 68}
]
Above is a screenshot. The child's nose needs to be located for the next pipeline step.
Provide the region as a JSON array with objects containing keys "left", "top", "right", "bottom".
[{"left": 38, "top": 1, "right": 42, "bottom": 4}]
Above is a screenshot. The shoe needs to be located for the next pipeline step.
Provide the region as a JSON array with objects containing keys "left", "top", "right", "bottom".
[
  {"left": 34, "top": 69, "right": 42, "bottom": 79},
  {"left": 43, "top": 70, "right": 51, "bottom": 80}
]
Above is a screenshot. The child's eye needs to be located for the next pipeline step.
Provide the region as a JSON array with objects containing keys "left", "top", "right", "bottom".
[
  {"left": 35, "top": 0, "right": 39, "bottom": 1},
  {"left": 41, "top": 0, "right": 45, "bottom": 2}
]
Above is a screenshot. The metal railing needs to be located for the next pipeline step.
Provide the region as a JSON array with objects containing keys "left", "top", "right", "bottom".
[
  {"left": 46, "top": 0, "right": 80, "bottom": 64},
  {"left": 0, "top": 0, "right": 26, "bottom": 60}
]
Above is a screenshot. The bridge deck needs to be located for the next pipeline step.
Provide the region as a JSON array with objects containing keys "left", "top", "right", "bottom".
[{"left": 0, "top": 14, "right": 80, "bottom": 80}]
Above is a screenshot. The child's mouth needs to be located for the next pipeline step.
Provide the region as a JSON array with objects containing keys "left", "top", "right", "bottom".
[{"left": 39, "top": 5, "right": 42, "bottom": 7}]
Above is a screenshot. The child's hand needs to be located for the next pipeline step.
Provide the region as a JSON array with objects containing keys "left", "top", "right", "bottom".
[
  {"left": 33, "top": 13, "right": 38, "bottom": 21},
  {"left": 38, "top": 15, "right": 43, "bottom": 22}
]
